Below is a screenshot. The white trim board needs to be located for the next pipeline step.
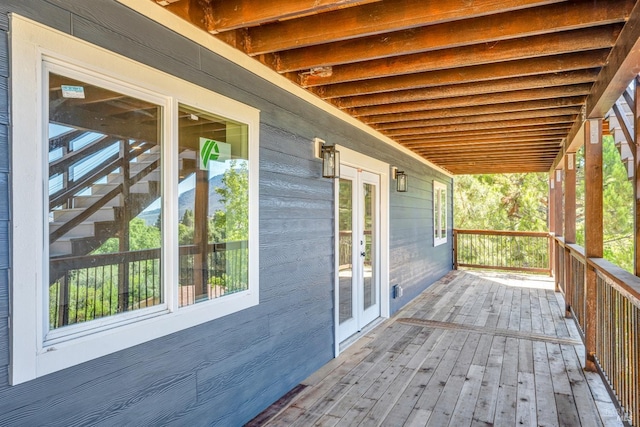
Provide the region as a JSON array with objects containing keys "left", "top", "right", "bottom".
[{"left": 116, "top": 0, "right": 453, "bottom": 178}]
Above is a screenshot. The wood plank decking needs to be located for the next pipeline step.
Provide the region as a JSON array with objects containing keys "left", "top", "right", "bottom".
[{"left": 258, "top": 270, "right": 625, "bottom": 427}]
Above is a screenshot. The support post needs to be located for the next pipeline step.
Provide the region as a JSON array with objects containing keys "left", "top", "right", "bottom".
[
  {"left": 584, "top": 118, "right": 603, "bottom": 372},
  {"left": 635, "top": 76, "right": 640, "bottom": 276},
  {"left": 193, "top": 169, "right": 210, "bottom": 301},
  {"left": 564, "top": 152, "right": 576, "bottom": 318},
  {"left": 554, "top": 168, "right": 563, "bottom": 290},
  {"left": 549, "top": 172, "right": 556, "bottom": 279}
]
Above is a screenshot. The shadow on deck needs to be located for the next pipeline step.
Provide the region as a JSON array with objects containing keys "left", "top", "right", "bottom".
[{"left": 253, "top": 270, "right": 624, "bottom": 427}]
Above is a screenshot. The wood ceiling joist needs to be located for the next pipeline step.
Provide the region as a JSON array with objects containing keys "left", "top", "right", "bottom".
[
  {"left": 334, "top": 69, "right": 599, "bottom": 109},
  {"left": 420, "top": 154, "right": 560, "bottom": 165},
  {"left": 383, "top": 115, "right": 576, "bottom": 137},
  {"left": 272, "top": 0, "right": 631, "bottom": 72},
  {"left": 586, "top": 1, "right": 640, "bottom": 118},
  {"left": 450, "top": 161, "right": 552, "bottom": 168},
  {"left": 172, "top": 0, "right": 382, "bottom": 34},
  {"left": 435, "top": 159, "right": 558, "bottom": 169},
  {"left": 451, "top": 167, "right": 551, "bottom": 173},
  {"left": 239, "top": 0, "right": 567, "bottom": 55},
  {"left": 360, "top": 96, "right": 586, "bottom": 125},
  {"left": 374, "top": 107, "right": 581, "bottom": 132},
  {"left": 353, "top": 85, "right": 590, "bottom": 118},
  {"left": 554, "top": 2, "right": 640, "bottom": 170},
  {"left": 314, "top": 50, "right": 609, "bottom": 99},
  {"left": 300, "top": 25, "right": 620, "bottom": 87},
  {"left": 417, "top": 143, "right": 561, "bottom": 156},
  {"left": 403, "top": 134, "right": 566, "bottom": 149},
  {"left": 393, "top": 125, "right": 572, "bottom": 143}
]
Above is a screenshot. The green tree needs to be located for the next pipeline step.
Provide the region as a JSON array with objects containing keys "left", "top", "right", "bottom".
[
  {"left": 214, "top": 160, "right": 249, "bottom": 241},
  {"left": 576, "top": 136, "right": 633, "bottom": 272},
  {"left": 454, "top": 173, "right": 548, "bottom": 231}
]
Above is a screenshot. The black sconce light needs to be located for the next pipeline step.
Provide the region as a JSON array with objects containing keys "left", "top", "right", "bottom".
[
  {"left": 316, "top": 138, "right": 340, "bottom": 178},
  {"left": 393, "top": 167, "right": 408, "bottom": 192}
]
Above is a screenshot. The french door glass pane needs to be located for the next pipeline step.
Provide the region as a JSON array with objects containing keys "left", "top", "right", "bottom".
[
  {"left": 339, "top": 178, "right": 353, "bottom": 323},
  {"left": 48, "top": 73, "right": 162, "bottom": 330},
  {"left": 363, "top": 182, "right": 376, "bottom": 310}
]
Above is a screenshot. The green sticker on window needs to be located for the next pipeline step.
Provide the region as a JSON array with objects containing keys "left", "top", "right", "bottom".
[{"left": 199, "top": 138, "right": 230, "bottom": 169}]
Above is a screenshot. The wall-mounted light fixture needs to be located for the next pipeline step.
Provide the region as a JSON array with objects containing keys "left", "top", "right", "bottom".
[
  {"left": 392, "top": 167, "right": 408, "bottom": 192},
  {"left": 315, "top": 138, "right": 340, "bottom": 178}
]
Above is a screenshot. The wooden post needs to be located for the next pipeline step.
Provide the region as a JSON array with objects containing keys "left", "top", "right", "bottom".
[
  {"left": 635, "top": 75, "right": 640, "bottom": 277},
  {"left": 584, "top": 118, "right": 603, "bottom": 372},
  {"left": 554, "top": 168, "right": 563, "bottom": 290},
  {"left": 564, "top": 152, "right": 576, "bottom": 318},
  {"left": 193, "top": 169, "right": 210, "bottom": 300},
  {"left": 453, "top": 229, "right": 458, "bottom": 270},
  {"left": 118, "top": 140, "right": 131, "bottom": 313},
  {"left": 548, "top": 172, "right": 556, "bottom": 279}
]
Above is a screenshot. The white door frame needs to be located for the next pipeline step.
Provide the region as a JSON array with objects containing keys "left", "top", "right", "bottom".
[{"left": 333, "top": 145, "right": 389, "bottom": 357}]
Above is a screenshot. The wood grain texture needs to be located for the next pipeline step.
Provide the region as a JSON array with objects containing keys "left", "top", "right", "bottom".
[
  {"left": 264, "top": 271, "right": 623, "bottom": 427},
  {"left": 0, "top": 1, "right": 452, "bottom": 425}
]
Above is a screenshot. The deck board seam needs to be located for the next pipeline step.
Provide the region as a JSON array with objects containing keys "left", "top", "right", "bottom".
[{"left": 396, "top": 317, "right": 582, "bottom": 346}]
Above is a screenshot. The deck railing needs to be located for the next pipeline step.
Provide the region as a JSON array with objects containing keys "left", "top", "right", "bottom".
[
  {"left": 556, "top": 238, "right": 640, "bottom": 425},
  {"left": 454, "top": 229, "right": 552, "bottom": 275},
  {"left": 455, "top": 230, "right": 639, "bottom": 423},
  {"left": 49, "top": 240, "right": 248, "bottom": 329}
]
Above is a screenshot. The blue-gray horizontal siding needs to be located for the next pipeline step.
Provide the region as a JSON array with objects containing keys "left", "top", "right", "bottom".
[{"left": 0, "top": 0, "right": 452, "bottom": 425}]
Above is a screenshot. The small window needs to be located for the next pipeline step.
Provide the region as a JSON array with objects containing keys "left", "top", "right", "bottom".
[
  {"left": 11, "top": 17, "right": 259, "bottom": 384},
  {"left": 434, "top": 181, "right": 447, "bottom": 246}
]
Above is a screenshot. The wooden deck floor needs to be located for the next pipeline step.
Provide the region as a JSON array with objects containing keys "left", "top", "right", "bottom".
[{"left": 259, "top": 270, "right": 625, "bottom": 427}]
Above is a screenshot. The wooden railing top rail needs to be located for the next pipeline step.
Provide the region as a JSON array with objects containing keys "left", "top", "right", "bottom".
[
  {"left": 566, "top": 243, "right": 586, "bottom": 259},
  {"left": 454, "top": 229, "right": 550, "bottom": 238},
  {"left": 588, "top": 257, "right": 640, "bottom": 307}
]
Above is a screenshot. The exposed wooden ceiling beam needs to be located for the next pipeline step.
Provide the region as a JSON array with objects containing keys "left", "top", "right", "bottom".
[
  {"left": 586, "top": 0, "right": 640, "bottom": 118},
  {"left": 403, "top": 134, "right": 566, "bottom": 148},
  {"left": 351, "top": 84, "right": 591, "bottom": 117},
  {"left": 417, "top": 144, "right": 561, "bottom": 156},
  {"left": 314, "top": 50, "right": 609, "bottom": 99},
  {"left": 394, "top": 125, "right": 572, "bottom": 143},
  {"left": 301, "top": 25, "right": 620, "bottom": 87},
  {"left": 435, "top": 161, "right": 557, "bottom": 170},
  {"left": 437, "top": 162, "right": 555, "bottom": 172},
  {"left": 553, "top": 1, "right": 640, "bottom": 171},
  {"left": 334, "top": 69, "right": 599, "bottom": 109},
  {"left": 383, "top": 115, "right": 575, "bottom": 137},
  {"left": 361, "top": 96, "right": 586, "bottom": 125},
  {"left": 202, "top": 0, "right": 382, "bottom": 33},
  {"left": 373, "top": 107, "right": 581, "bottom": 131},
  {"left": 272, "top": 0, "right": 631, "bottom": 72},
  {"left": 424, "top": 150, "right": 557, "bottom": 165},
  {"left": 239, "top": 0, "right": 567, "bottom": 55}
]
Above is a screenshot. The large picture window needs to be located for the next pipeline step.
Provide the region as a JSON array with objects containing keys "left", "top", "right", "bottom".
[
  {"left": 433, "top": 181, "right": 447, "bottom": 246},
  {"left": 11, "top": 16, "right": 259, "bottom": 384}
]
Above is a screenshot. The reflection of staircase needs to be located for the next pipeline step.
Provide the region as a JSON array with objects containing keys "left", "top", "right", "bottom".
[
  {"left": 49, "top": 139, "right": 161, "bottom": 257},
  {"left": 604, "top": 83, "right": 635, "bottom": 181},
  {"left": 48, "top": 131, "right": 195, "bottom": 258}
]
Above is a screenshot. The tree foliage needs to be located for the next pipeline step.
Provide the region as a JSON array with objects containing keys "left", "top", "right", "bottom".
[
  {"left": 454, "top": 134, "right": 634, "bottom": 273},
  {"left": 454, "top": 173, "right": 548, "bottom": 232},
  {"left": 576, "top": 135, "right": 633, "bottom": 272}
]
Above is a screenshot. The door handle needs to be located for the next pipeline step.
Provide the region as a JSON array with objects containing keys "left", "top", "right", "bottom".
[{"left": 360, "top": 252, "right": 366, "bottom": 257}]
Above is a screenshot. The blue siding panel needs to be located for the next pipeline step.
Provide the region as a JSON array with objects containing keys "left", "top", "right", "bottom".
[{"left": 0, "top": 1, "right": 453, "bottom": 425}]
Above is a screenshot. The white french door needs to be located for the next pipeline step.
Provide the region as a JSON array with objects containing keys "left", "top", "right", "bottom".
[{"left": 338, "top": 165, "right": 380, "bottom": 342}]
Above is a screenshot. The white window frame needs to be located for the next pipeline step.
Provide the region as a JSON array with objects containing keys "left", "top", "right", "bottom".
[
  {"left": 433, "top": 181, "right": 447, "bottom": 246},
  {"left": 10, "top": 15, "right": 260, "bottom": 384}
]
